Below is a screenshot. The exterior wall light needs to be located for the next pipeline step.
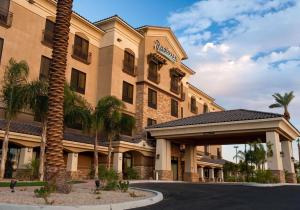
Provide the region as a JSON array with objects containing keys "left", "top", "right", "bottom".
[
  {"left": 280, "top": 151, "right": 284, "bottom": 157},
  {"left": 156, "top": 154, "right": 160, "bottom": 159}
]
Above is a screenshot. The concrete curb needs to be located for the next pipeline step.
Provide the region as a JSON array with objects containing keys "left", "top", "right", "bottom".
[
  {"left": 130, "top": 180, "right": 186, "bottom": 184},
  {"left": 215, "top": 182, "right": 300, "bottom": 187},
  {"left": 0, "top": 187, "right": 163, "bottom": 210}
]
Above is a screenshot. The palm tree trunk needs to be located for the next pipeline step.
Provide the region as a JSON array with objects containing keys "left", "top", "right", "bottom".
[
  {"left": 284, "top": 106, "right": 290, "bottom": 121},
  {"left": 94, "top": 131, "right": 99, "bottom": 179},
  {"left": 39, "top": 121, "right": 47, "bottom": 181},
  {"left": 45, "top": 0, "right": 73, "bottom": 193},
  {"left": 107, "top": 133, "right": 112, "bottom": 170},
  {"left": 0, "top": 120, "right": 11, "bottom": 179}
]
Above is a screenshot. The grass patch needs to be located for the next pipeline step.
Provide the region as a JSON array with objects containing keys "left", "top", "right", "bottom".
[
  {"left": 0, "top": 181, "right": 46, "bottom": 187},
  {"left": 67, "top": 180, "right": 87, "bottom": 185}
]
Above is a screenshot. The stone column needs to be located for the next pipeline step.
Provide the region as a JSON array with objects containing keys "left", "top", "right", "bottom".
[
  {"left": 266, "top": 131, "right": 285, "bottom": 183},
  {"left": 198, "top": 167, "right": 204, "bottom": 182},
  {"left": 18, "top": 147, "right": 33, "bottom": 169},
  {"left": 184, "top": 145, "right": 199, "bottom": 182},
  {"left": 209, "top": 168, "right": 215, "bottom": 182},
  {"left": 113, "top": 152, "right": 123, "bottom": 178},
  {"left": 155, "top": 139, "right": 172, "bottom": 180},
  {"left": 281, "top": 141, "right": 297, "bottom": 183},
  {"left": 67, "top": 153, "right": 78, "bottom": 172}
]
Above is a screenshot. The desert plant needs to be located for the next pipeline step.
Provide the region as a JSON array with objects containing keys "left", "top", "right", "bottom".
[
  {"left": 34, "top": 183, "right": 55, "bottom": 205},
  {"left": 26, "top": 159, "right": 40, "bottom": 180},
  {"left": 118, "top": 180, "right": 129, "bottom": 192},
  {"left": 125, "top": 167, "right": 139, "bottom": 180}
]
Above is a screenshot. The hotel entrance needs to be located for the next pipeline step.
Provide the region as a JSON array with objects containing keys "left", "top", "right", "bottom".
[
  {"left": 171, "top": 157, "right": 178, "bottom": 180},
  {"left": 0, "top": 142, "right": 21, "bottom": 178}
]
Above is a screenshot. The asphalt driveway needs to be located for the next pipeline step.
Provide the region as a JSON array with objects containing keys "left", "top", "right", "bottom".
[{"left": 131, "top": 183, "right": 300, "bottom": 210}]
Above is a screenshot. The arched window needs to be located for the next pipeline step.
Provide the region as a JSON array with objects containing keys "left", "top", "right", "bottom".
[
  {"left": 190, "top": 96, "right": 197, "bottom": 114},
  {"left": 203, "top": 104, "right": 209, "bottom": 113},
  {"left": 123, "top": 49, "right": 135, "bottom": 76}
]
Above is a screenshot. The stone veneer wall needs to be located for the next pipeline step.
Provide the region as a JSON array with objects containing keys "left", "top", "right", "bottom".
[
  {"left": 67, "top": 169, "right": 91, "bottom": 180},
  {"left": 133, "top": 166, "right": 154, "bottom": 179},
  {"left": 135, "top": 83, "right": 179, "bottom": 134}
]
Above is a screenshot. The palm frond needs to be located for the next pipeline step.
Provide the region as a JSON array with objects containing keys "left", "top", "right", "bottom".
[{"left": 269, "top": 103, "right": 282, "bottom": 108}]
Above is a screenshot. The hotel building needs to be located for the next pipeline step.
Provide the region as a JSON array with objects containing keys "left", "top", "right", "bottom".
[{"left": 0, "top": 0, "right": 298, "bottom": 183}]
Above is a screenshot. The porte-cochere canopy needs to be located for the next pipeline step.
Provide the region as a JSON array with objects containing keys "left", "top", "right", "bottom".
[
  {"left": 146, "top": 109, "right": 300, "bottom": 145},
  {"left": 146, "top": 109, "right": 300, "bottom": 183}
]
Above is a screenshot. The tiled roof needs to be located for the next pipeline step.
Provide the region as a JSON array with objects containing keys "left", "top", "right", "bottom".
[
  {"left": 0, "top": 119, "right": 101, "bottom": 145},
  {"left": 147, "top": 109, "right": 283, "bottom": 129}
]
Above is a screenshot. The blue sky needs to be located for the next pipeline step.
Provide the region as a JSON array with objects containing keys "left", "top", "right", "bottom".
[{"left": 74, "top": 0, "right": 300, "bottom": 162}]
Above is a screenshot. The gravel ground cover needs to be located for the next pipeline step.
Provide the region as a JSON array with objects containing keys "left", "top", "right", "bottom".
[{"left": 0, "top": 181, "right": 154, "bottom": 206}]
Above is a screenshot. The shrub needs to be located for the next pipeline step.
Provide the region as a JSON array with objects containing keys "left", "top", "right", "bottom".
[
  {"left": 25, "top": 159, "right": 40, "bottom": 180},
  {"left": 118, "top": 180, "right": 129, "bottom": 192},
  {"left": 34, "top": 184, "right": 55, "bottom": 205},
  {"left": 125, "top": 167, "right": 139, "bottom": 180},
  {"left": 253, "top": 170, "right": 279, "bottom": 183},
  {"left": 98, "top": 165, "right": 119, "bottom": 191}
]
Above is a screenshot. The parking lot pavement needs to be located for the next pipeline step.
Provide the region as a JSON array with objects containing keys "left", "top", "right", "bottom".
[{"left": 131, "top": 183, "right": 300, "bottom": 210}]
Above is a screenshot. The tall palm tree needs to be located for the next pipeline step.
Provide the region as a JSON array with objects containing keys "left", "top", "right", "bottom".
[
  {"left": 0, "top": 58, "right": 29, "bottom": 179},
  {"left": 96, "top": 96, "right": 135, "bottom": 169},
  {"left": 269, "top": 91, "right": 295, "bottom": 121},
  {"left": 45, "top": 0, "right": 73, "bottom": 192}
]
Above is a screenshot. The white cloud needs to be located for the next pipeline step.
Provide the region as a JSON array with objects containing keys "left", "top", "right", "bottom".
[{"left": 168, "top": 0, "right": 300, "bottom": 161}]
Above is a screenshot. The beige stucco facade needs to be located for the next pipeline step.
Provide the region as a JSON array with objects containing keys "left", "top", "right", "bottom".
[{"left": 0, "top": 0, "right": 226, "bottom": 181}]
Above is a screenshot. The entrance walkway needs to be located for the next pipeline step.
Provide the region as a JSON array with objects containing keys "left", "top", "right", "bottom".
[{"left": 131, "top": 182, "right": 300, "bottom": 210}]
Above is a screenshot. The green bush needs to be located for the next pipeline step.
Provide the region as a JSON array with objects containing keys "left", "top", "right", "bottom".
[
  {"left": 125, "top": 167, "right": 139, "bottom": 180},
  {"left": 98, "top": 165, "right": 119, "bottom": 191},
  {"left": 25, "top": 159, "right": 40, "bottom": 180},
  {"left": 118, "top": 180, "right": 129, "bottom": 192},
  {"left": 34, "top": 184, "right": 55, "bottom": 205},
  {"left": 252, "top": 170, "right": 279, "bottom": 183},
  {"left": 297, "top": 176, "right": 300, "bottom": 183}
]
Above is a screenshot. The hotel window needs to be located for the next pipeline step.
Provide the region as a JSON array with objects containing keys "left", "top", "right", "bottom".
[
  {"left": 190, "top": 97, "right": 198, "bottom": 114},
  {"left": 148, "top": 60, "right": 160, "bottom": 83},
  {"left": 147, "top": 118, "right": 157, "bottom": 126},
  {"left": 122, "top": 81, "right": 134, "bottom": 104},
  {"left": 123, "top": 49, "right": 135, "bottom": 76},
  {"left": 170, "top": 74, "right": 180, "bottom": 94},
  {"left": 120, "top": 113, "right": 133, "bottom": 136},
  {"left": 73, "top": 35, "right": 90, "bottom": 64},
  {"left": 148, "top": 88, "right": 157, "bottom": 109},
  {"left": 204, "top": 104, "right": 209, "bottom": 113},
  {"left": 217, "top": 148, "right": 221, "bottom": 159},
  {"left": 42, "top": 19, "right": 55, "bottom": 46},
  {"left": 70, "top": 68, "right": 86, "bottom": 94},
  {"left": 171, "top": 99, "right": 178, "bottom": 117},
  {"left": 0, "top": 38, "right": 3, "bottom": 63},
  {"left": 204, "top": 145, "right": 209, "bottom": 156},
  {"left": 39, "top": 56, "right": 51, "bottom": 81},
  {"left": 0, "top": 0, "right": 12, "bottom": 27}
]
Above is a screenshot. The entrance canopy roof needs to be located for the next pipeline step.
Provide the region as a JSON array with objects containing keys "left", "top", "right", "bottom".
[{"left": 146, "top": 109, "right": 300, "bottom": 145}]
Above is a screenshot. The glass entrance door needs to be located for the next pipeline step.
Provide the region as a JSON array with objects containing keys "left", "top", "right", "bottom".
[{"left": 171, "top": 157, "right": 178, "bottom": 180}]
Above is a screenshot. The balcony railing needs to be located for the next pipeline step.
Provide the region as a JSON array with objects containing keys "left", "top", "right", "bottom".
[
  {"left": 72, "top": 46, "right": 92, "bottom": 65},
  {"left": 41, "top": 29, "right": 54, "bottom": 47},
  {"left": 0, "top": 8, "right": 13, "bottom": 28}
]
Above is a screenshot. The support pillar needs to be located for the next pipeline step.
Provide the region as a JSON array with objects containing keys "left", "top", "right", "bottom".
[
  {"left": 155, "top": 139, "right": 172, "bottom": 180},
  {"left": 266, "top": 131, "right": 285, "bottom": 183},
  {"left": 113, "top": 152, "right": 123, "bottom": 178},
  {"left": 184, "top": 145, "right": 199, "bottom": 182},
  {"left": 18, "top": 148, "right": 33, "bottom": 169},
  {"left": 281, "top": 141, "right": 297, "bottom": 183},
  {"left": 198, "top": 167, "right": 204, "bottom": 182},
  {"left": 209, "top": 168, "right": 215, "bottom": 182},
  {"left": 218, "top": 168, "right": 224, "bottom": 182},
  {"left": 67, "top": 153, "right": 78, "bottom": 172}
]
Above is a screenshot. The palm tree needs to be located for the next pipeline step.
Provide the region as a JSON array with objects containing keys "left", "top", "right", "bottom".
[
  {"left": 24, "top": 80, "right": 48, "bottom": 181},
  {"left": 0, "top": 58, "right": 29, "bottom": 179},
  {"left": 269, "top": 91, "right": 295, "bottom": 121},
  {"left": 96, "top": 96, "right": 135, "bottom": 169},
  {"left": 45, "top": 0, "right": 73, "bottom": 192}
]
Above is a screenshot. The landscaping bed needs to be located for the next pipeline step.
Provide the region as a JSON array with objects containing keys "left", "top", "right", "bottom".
[{"left": 0, "top": 181, "right": 154, "bottom": 206}]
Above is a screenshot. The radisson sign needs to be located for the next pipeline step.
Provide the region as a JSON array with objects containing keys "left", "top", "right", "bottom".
[{"left": 154, "top": 40, "right": 177, "bottom": 63}]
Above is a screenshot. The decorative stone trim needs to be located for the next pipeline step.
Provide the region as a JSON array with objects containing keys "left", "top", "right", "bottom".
[
  {"left": 154, "top": 170, "right": 172, "bottom": 180},
  {"left": 286, "top": 172, "right": 297, "bottom": 183},
  {"left": 269, "top": 170, "right": 285, "bottom": 183},
  {"left": 184, "top": 172, "right": 199, "bottom": 182}
]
